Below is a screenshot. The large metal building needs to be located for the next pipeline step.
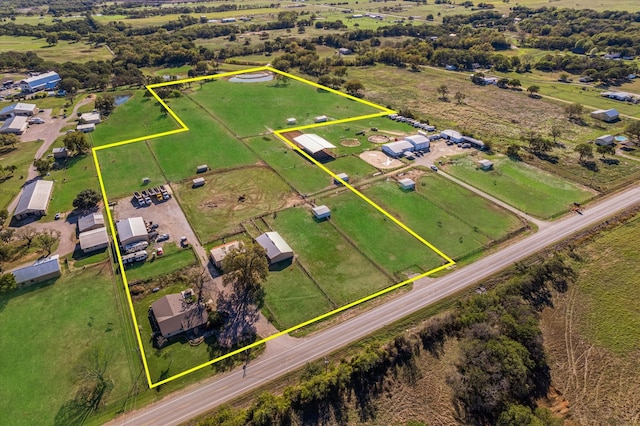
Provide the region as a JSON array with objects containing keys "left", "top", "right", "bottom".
[
  {"left": 255, "top": 232, "right": 294, "bottom": 264},
  {"left": 116, "top": 217, "right": 149, "bottom": 247},
  {"left": 13, "top": 180, "right": 54, "bottom": 220},
  {"left": 12, "top": 255, "right": 61, "bottom": 286}
]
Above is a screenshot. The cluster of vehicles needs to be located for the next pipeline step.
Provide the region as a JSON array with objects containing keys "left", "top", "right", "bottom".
[
  {"left": 133, "top": 185, "right": 170, "bottom": 206},
  {"left": 387, "top": 114, "right": 436, "bottom": 131}
]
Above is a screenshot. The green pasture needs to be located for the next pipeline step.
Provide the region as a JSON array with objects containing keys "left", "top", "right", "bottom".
[
  {"left": 246, "top": 135, "right": 329, "bottom": 194},
  {"left": 263, "top": 261, "right": 333, "bottom": 330},
  {"left": 149, "top": 96, "right": 257, "bottom": 181},
  {"left": 91, "top": 93, "right": 179, "bottom": 147},
  {"left": 95, "top": 142, "right": 165, "bottom": 199},
  {"left": 318, "top": 189, "right": 445, "bottom": 278},
  {"left": 45, "top": 154, "right": 100, "bottom": 217},
  {"left": 265, "top": 207, "right": 392, "bottom": 307},
  {"left": 0, "top": 140, "right": 42, "bottom": 210},
  {"left": 0, "top": 266, "right": 134, "bottom": 426},
  {"left": 184, "top": 77, "right": 382, "bottom": 137},
  {"left": 124, "top": 246, "right": 197, "bottom": 283},
  {"left": 362, "top": 176, "right": 523, "bottom": 260},
  {"left": 0, "top": 35, "right": 112, "bottom": 63},
  {"left": 575, "top": 216, "right": 640, "bottom": 355},
  {"left": 174, "top": 166, "right": 294, "bottom": 242},
  {"left": 324, "top": 155, "right": 378, "bottom": 182},
  {"left": 444, "top": 155, "right": 593, "bottom": 219}
]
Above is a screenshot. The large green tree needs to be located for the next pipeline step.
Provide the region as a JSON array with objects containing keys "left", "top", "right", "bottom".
[
  {"left": 574, "top": 143, "right": 593, "bottom": 163},
  {"left": 94, "top": 94, "right": 115, "bottom": 116},
  {"left": 626, "top": 121, "right": 640, "bottom": 145},
  {"left": 0, "top": 272, "right": 16, "bottom": 293},
  {"left": 222, "top": 243, "right": 269, "bottom": 299},
  {"left": 63, "top": 131, "right": 91, "bottom": 154},
  {"left": 73, "top": 189, "right": 101, "bottom": 211}
]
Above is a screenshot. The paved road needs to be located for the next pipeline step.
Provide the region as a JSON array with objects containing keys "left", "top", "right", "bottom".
[{"left": 107, "top": 184, "right": 640, "bottom": 426}]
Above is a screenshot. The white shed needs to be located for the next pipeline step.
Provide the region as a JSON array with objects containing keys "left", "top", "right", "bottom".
[
  {"left": 478, "top": 159, "right": 494, "bottom": 170},
  {"left": 595, "top": 135, "right": 615, "bottom": 146},
  {"left": 334, "top": 173, "right": 349, "bottom": 185},
  {"left": 192, "top": 177, "right": 205, "bottom": 188},
  {"left": 255, "top": 232, "right": 294, "bottom": 264},
  {"left": 312, "top": 205, "right": 331, "bottom": 220},
  {"left": 398, "top": 178, "right": 415, "bottom": 190}
]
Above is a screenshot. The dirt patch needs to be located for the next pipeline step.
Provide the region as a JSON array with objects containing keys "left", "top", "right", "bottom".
[
  {"left": 359, "top": 151, "right": 403, "bottom": 169},
  {"left": 368, "top": 134, "right": 390, "bottom": 144},
  {"left": 340, "top": 138, "right": 361, "bottom": 147}
]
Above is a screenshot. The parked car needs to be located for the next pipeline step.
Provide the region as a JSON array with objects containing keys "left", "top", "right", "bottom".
[
  {"left": 54, "top": 212, "right": 61, "bottom": 220},
  {"left": 157, "top": 233, "right": 169, "bottom": 242},
  {"left": 430, "top": 165, "right": 438, "bottom": 172},
  {"left": 151, "top": 223, "right": 159, "bottom": 229},
  {"left": 28, "top": 117, "right": 44, "bottom": 124}
]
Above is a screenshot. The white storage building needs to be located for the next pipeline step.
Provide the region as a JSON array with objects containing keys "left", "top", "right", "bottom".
[
  {"left": 116, "top": 217, "right": 149, "bottom": 247},
  {"left": 13, "top": 180, "right": 53, "bottom": 220},
  {"left": 255, "top": 232, "right": 294, "bottom": 264}
]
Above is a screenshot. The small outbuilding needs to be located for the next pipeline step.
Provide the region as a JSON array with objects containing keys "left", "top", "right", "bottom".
[
  {"left": 196, "top": 164, "right": 208, "bottom": 173},
  {"left": 595, "top": 135, "right": 615, "bottom": 146},
  {"left": 13, "top": 180, "right": 54, "bottom": 220},
  {"left": 80, "top": 112, "right": 101, "bottom": 124},
  {"left": 192, "top": 177, "right": 205, "bottom": 188},
  {"left": 0, "top": 102, "right": 37, "bottom": 119},
  {"left": 116, "top": 217, "right": 149, "bottom": 247},
  {"left": 590, "top": 109, "right": 619, "bottom": 122},
  {"left": 79, "top": 227, "right": 109, "bottom": 253},
  {"left": 382, "top": 140, "right": 414, "bottom": 158},
  {"left": 461, "top": 136, "right": 485, "bottom": 150},
  {"left": 293, "top": 133, "right": 337, "bottom": 159},
  {"left": 314, "top": 115, "right": 328, "bottom": 123},
  {"left": 405, "top": 134, "right": 430, "bottom": 151},
  {"left": 286, "top": 118, "right": 297, "bottom": 125},
  {"left": 78, "top": 213, "right": 105, "bottom": 233},
  {"left": 76, "top": 123, "right": 95, "bottom": 133},
  {"left": 478, "top": 159, "right": 494, "bottom": 170},
  {"left": 209, "top": 240, "right": 242, "bottom": 269},
  {"left": 334, "top": 172, "right": 349, "bottom": 185},
  {"left": 398, "top": 178, "right": 415, "bottom": 190},
  {"left": 52, "top": 147, "right": 68, "bottom": 159},
  {"left": 312, "top": 205, "right": 331, "bottom": 220},
  {"left": 12, "top": 255, "right": 61, "bottom": 286},
  {"left": 0, "top": 116, "right": 28, "bottom": 134},
  {"left": 255, "top": 232, "right": 294, "bottom": 264}
]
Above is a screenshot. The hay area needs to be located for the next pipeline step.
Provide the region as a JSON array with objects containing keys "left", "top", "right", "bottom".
[
  {"left": 368, "top": 134, "right": 390, "bottom": 144},
  {"left": 340, "top": 138, "right": 361, "bottom": 147},
  {"left": 360, "top": 151, "right": 403, "bottom": 169}
]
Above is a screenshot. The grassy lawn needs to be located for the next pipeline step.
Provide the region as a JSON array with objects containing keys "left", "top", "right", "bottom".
[
  {"left": 44, "top": 154, "right": 100, "bottom": 217},
  {"left": 0, "top": 140, "right": 42, "bottom": 210},
  {"left": 91, "top": 92, "right": 179, "bottom": 147},
  {"left": 324, "top": 155, "right": 379, "bottom": 182},
  {"left": 318, "top": 189, "right": 446, "bottom": 278},
  {"left": 262, "top": 261, "right": 333, "bottom": 330},
  {"left": 0, "top": 266, "right": 134, "bottom": 426},
  {"left": 444, "top": 155, "right": 593, "bottom": 219},
  {"left": 246, "top": 135, "right": 330, "bottom": 195},
  {"left": 185, "top": 77, "right": 383, "bottom": 138},
  {"left": 174, "top": 166, "right": 295, "bottom": 242},
  {"left": 0, "top": 36, "right": 112, "bottom": 63},
  {"left": 362, "top": 177, "right": 523, "bottom": 260},
  {"left": 574, "top": 217, "right": 640, "bottom": 355},
  {"left": 124, "top": 246, "right": 197, "bottom": 283},
  {"left": 150, "top": 96, "right": 258, "bottom": 181},
  {"left": 265, "top": 207, "right": 393, "bottom": 306},
  {"left": 95, "top": 141, "right": 166, "bottom": 199}
]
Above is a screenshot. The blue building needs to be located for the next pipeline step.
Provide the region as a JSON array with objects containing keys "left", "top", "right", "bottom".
[{"left": 20, "top": 71, "right": 61, "bottom": 93}]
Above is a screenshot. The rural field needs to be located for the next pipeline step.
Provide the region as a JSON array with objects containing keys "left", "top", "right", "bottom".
[
  {"left": 361, "top": 175, "right": 525, "bottom": 260},
  {"left": 124, "top": 245, "right": 197, "bottom": 283},
  {"left": 0, "top": 140, "right": 42, "bottom": 210},
  {"left": 444, "top": 155, "right": 594, "bottom": 219},
  {"left": 91, "top": 92, "right": 179, "bottom": 147},
  {"left": 174, "top": 165, "right": 296, "bottom": 243},
  {"left": 45, "top": 153, "right": 100, "bottom": 218},
  {"left": 0, "top": 35, "right": 112, "bottom": 63},
  {"left": 0, "top": 266, "right": 135, "bottom": 426},
  {"left": 265, "top": 207, "right": 393, "bottom": 307},
  {"left": 184, "top": 76, "right": 385, "bottom": 138},
  {"left": 540, "top": 215, "right": 640, "bottom": 425}
]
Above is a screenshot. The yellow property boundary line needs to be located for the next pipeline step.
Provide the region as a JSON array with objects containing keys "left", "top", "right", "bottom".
[{"left": 92, "top": 66, "right": 455, "bottom": 388}]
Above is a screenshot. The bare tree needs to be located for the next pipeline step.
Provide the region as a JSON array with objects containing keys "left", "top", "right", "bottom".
[
  {"left": 35, "top": 229, "right": 61, "bottom": 256},
  {"left": 16, "top": 227, "right": 38, "bottom": 248}
]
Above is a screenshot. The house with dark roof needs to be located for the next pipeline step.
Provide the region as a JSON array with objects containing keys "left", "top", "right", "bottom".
[{"left": 149, "top": 289, "right": 208, "bottom": 338}]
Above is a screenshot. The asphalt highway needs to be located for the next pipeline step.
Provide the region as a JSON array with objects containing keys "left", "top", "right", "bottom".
[{"left": 108, "top": 184, "right": 640, "bottom": 426}]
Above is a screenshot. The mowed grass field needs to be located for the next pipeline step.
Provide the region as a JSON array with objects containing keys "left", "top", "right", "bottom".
[
  {"left": 444, "top": 155, "right": 594, "bottom": 218},
  {"left": 574, "top": 217, "right": 640, "bottom": 354},
  {"left": 91, "top": 93, "right": 180, "bottom": 147},
  {"left": 0, "top": 266, "right": 134, "bottom": 426},
  {"left": 0, "top": 35, "right": 112, "bottom": 63},
  {"left": 150, "top": 96, "right": 258, "bottom": 181},
  {"left": 0, "top": 141, "right": 42, "bottom": 210},
  {"left": 124, "top": 246, "right": 197, "bottom": 283},
  {"left": 362, "top": 176, "right": 524, "bottom": 260},
  {"left": 95, "top": 141, "right": 165, "bottom": 199},
  {"left": 45, "top": 154, "right": 100, "bottom": 218},
  {"left": 265, "top": 207, "right": 393, "bottom": 307},
  {"left": 184, "top": 77, "right": 384, "bottom": 137},
  {"left": 174, "top": 166, "right": 295, "bottom": 242},
  {"left": 318, "top": 189, "right": 447, "bottom": 277}
]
